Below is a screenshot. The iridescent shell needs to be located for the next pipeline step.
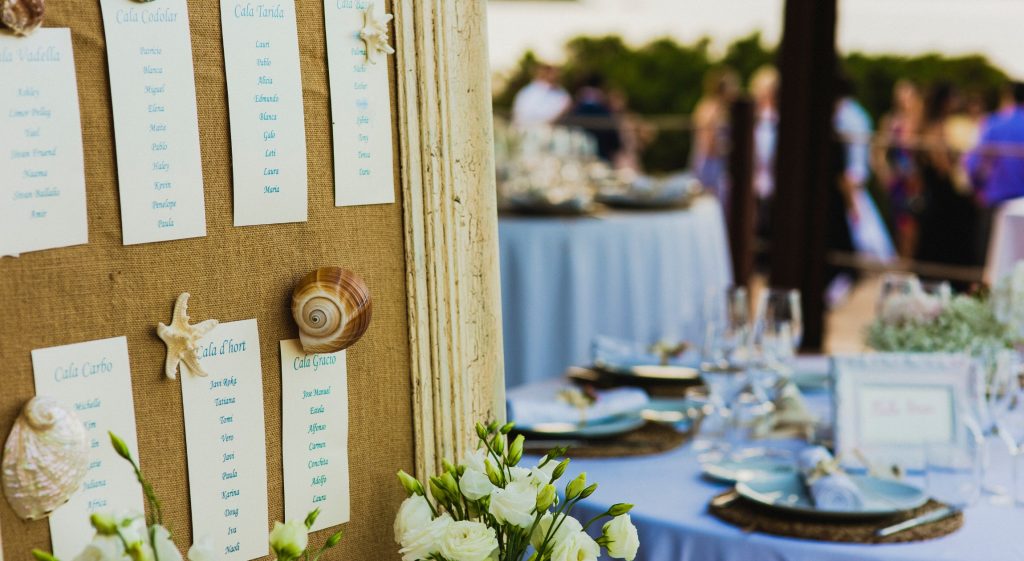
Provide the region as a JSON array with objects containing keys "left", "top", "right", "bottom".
[
  {"left": 0, "top": 0, "right": 45, "bottom": 36},
  {"left": 292, "top": 267, "right": 372, "bottom": 353},
  {"left": 2, "top": 396, "right": 89, "bottom": 520}
]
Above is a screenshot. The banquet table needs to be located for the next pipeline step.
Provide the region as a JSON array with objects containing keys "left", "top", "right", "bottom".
[
  {"left": 513, "top": 382, "right": 1024, "bottom": 561},
  {"left": 984, "top": 196, "right": 1024, "bottom": 284},
  {"left": 499, "top": 197, "right": 732, "bottom": 387}
]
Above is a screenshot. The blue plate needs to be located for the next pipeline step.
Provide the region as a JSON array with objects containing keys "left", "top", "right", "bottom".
[
  {"left": 736, "top": 473, "right": 928, "bottom": 518},
  {"left": 701, "top": 449, "right": 797, "bottom": 483},
  {"left": 514, "top": 415, "right": 646, "bottom": 439}
]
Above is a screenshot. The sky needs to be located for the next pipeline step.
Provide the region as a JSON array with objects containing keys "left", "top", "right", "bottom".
[{"left": 487, "top": 0, "right": 1024, "bottom": 79}]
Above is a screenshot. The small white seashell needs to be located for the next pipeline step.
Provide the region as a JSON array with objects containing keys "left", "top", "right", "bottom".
[
  {"left": 0, "top": 0, "right": 45, "bottom": 36},
  {"left": 292, "top": 267, "right": 372, "bottom": 354},
  {"left": 2, "top": 396, "right": 89, "bottom": 520}
]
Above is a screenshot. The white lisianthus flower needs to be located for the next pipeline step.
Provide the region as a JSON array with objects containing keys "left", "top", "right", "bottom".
[
  {"left": 394, "top": 495, "right": 434, "bottom": 544},
  {"left": 187, "top": 536, "right": 217, "bottom": 561},
  {"left": 71, "top": 536, "right": 126, "bottom": 561},
  {"left": 151, "top": 526, "right": 185, "bottom": 561},
  {"left": 551, "top": 531, "right": 600, "bottom": 561},
  {"left": 508, "top": 466, "right": 532, "bottom": 483},
  {"left": 400, "top": 513, "right": 453, "bottom": 561},
  {"left": 463, "top": 448, "right": 490, "bottom": 473},
  {"left": 488, "top": 480, "right": 537, "bottom": 528},
  {"left": 438, "top": 521, "right": 499, "bottom": 561},
  {"left": 602, "top": 514, "right": 640, "bottom": 560},
  {"left": 269, "top": 520, "right": 308, "bottom": 560},
  {"left": 460, "top": 468, "right": 495, "bottom": 500},
  {"left": 530, "top": 513, "right": 583, "bottom": 551}
]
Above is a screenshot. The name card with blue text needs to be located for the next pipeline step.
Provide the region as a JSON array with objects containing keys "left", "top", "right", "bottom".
[
  {"left": 0, "top": 28, "right": 88, "bottom": 257},
  {"left": 32, "top": 336, "right": 145, "bottom": 560},
  {"left": 100, "top": 0, "right": 207, "bottom": 245},
  {"left": 324, "top": 0, "right": 396, "bottom": 206},
  {"left": 180, "top": 319, "right": 269, "bottom": 561},
  {"left": 221, "top": 1, "right": 308, "bottom": 225},
  {"left": 280, "top": 339, "right": 350, "bottom": 531}
]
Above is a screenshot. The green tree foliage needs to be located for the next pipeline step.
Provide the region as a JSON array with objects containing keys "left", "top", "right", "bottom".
[{"left": 493, "top": 32, "right": 1010, "bottom": 172}]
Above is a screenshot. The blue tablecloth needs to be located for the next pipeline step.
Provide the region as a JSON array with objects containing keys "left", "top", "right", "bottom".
[
  {"left": 518, "top": 388, "right": 1024, "bottom": 561},
  {"left": 499, "top": 198, "right": 732, "bottom": 387}
]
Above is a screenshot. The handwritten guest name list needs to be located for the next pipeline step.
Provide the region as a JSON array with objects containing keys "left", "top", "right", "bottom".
[
  {"left": 32, "top": 337, "right": 145, "bottom": 560},
  {"left": 324, "top": 0, "right": 396, "bottom": 206},
  {"left": 180, "top": 320, "right": 269, "bottom": 561},
  {"left": 221, "top": 2, "right": 308, "bottom": 225},
  {"left": 100, "top": 0, "right": 206, "bottom": 245},
  {"left": 280, "top": 340, "right": 350, "bottom": 531},
  {"left": 0, "top": 29, "right": 88, "bottom": 257}
]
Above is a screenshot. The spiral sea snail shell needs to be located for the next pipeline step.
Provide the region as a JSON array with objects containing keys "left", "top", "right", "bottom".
[
  {"left": 292, "top": 267, "right": 372, "bottom": 354},
  {"left": 2, "top": 396, "right": 89, "bottom": 520},
  {"left": 0, "top": 0, "right": 45, "bottom": 36}
]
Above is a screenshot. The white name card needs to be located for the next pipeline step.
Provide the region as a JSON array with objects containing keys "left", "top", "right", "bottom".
[
  {"left": 324, "top": 0, "right": 396, "bottom": 206},
  {"left": 32, "top": 336, "right": 145, "bottom": 560},
  {"left": 0, "top": 28, "right": 88, "bottom": 257},
  {"left": 100, "top": 0, "right": 207, "bottom": 245},
  {"left": 280, "top": 339, "right": 350, "bottom": 531},
  {"left": 181, "top": 320, "right": 269, "bottom": 561},
  {"left": 221, "top": 1, "right": 308, "bottom": 225}
]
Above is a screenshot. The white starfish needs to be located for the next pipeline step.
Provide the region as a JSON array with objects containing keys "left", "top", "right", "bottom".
[
  {"left": 157, "top": 293, "right": 218, "bottom": 379},
  {"left": 359, "top": 2, "right": 394, "bottom": 64}
]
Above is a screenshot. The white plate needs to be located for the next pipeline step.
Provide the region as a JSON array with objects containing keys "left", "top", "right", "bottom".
[
  {"left": 515, "top": 415, "right": 646, "bottom": 439},
  {"left": 701, "top": 449, "right": 797, "bottom": 483},
  {"left": 736, "top": 473, "right": 929, "bottom": 518}
]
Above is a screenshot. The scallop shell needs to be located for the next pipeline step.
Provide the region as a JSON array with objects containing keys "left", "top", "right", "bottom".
[
  {"left": 0, "top": 0, "right": 45, "bottom": 36},
  {"left": 292, "top": 267, "right": 373, "bottom": 353},
  {"left": 2, "top": 396, "right": 89, "bottom": 520}
]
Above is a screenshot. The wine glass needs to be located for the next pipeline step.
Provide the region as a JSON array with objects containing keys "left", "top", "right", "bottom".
[
  {"left": 697, "top": 287, "right": 752, "bottom": 454},
  {"left": 748, "top": 288, "right": 802, "bottom": 403}
]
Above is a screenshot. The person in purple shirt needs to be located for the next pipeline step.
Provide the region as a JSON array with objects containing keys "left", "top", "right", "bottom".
[{"left": 967, "top": 82, "right": 1024, "bottom": 208}]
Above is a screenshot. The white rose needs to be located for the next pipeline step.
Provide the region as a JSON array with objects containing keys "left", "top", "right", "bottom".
[
  {"left": 460, "top": 468, "right": 495, "bottom": 500},
  {"left": 551, "top": 531, "right": 600, "bottom": 561},
  {"left": 71, "top": 536, "right": 126, "bottom": 561},
  {"left": 400, "top": 513, "right": 452, "bottom": 561},
  {"left": 269, "top": 520, "right": 308, "bottom": 560},
  {"left": 438, "top": 521, "right": 498, "bottom": 561},
  {"left": 602, "top": 515, "right": 640, "bottom": 561},
  {"left": 530, "top": 513, "right": 582, "bottom": 551},
  {"left": 187, "top": 536, "right": 217, "bottom": 561},
  {"left": 394, "top": 495, "right": 434, "bottom": 544},
  {"left": 488, "top": 480, "right": 537, "bottom": 528},
  {"left": 151, "top": 526, "right": 184, "bottom": 561},
  {"left": 463, "top": 448, "right": 489, "bottom": 473}
]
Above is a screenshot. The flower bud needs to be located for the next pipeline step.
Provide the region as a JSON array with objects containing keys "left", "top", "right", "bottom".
[
  {"left": 89, "top": 513, "right": 119, "bottom": 535},
  {"left": 476, "top": 422, "right": 488, "bottom": 440},
  {"left": 607, "top": 503, "right": 634, "bottom": 517},
  {"left": 304, "top": 508, "right": 321, "bottom": 530},
  {"left": 492, "top": 434, "right": 505, "bottom": 456},
  {"left": 32, "top": 550, "right": 59, "bottom": 561},
  {"left": 429, "top": 477, "right": 449, "bottom": 504},
  {"left": 565, "top": 472, "right": 587, "bottom": 500},
  {"left": 442, "top": 459, "right": 457, "bottom": 475},
  {"left": 109, "top": 432, "right": 133, "bottom": 462},
  {"left": 324, "top": 530, "right": 344, "bottom": 549},
  {"left": 552, "top": 458, "right": 570, "bottom": 480},
  {"left": 485, "top": 459, "right": 503, "bottom": 486},
  {"left": 456, "top": 464, "right": 466, "bottom": 477},
  {"left": 126, "top": 541, "right": 153, "bottom": 561},
  {"left": 397, "top": 470, "right": 425, "bottom": 496},
  {"left": 440, "top": 472, "right": 460, "bottom": 495},
  {"left": 500, "top": 422, "right": 515, "bottom": 434},
  {"left": 507, "top": 435, "right": 525, "bottom": 466},
  {"left": 580, "top": 483, "right": 598, "bottom": 499},
  {"left": 488, "top": 420, "right": 500, "bottom": 432},
  {"left": 536, "top": 484, "right": 556, "bottom": 511}
]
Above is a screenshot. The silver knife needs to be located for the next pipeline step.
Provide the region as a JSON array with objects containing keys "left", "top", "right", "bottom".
[{"left": 875, "top": 506, "right": 959, "bottom": 537}]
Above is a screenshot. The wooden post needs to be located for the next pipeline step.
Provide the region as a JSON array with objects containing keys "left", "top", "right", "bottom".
[
  {"left": 728, "top": 98, "right": 756, "bottom": 288},
  {"left": 770, "top": 0, "right": 838, "bottom": 351}
]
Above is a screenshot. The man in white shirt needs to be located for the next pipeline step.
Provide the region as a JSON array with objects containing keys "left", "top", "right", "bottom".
[{"left": 511, "top": 64, "right": 571, "bottom": 127}]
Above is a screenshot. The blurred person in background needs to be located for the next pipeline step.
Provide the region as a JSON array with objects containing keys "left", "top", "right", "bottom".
[
  {"left": 691, "top": 67, "right": 740, "bottom": 204},
  {"left": 562, "top": 73, "right": 623, "bottom": 163},
  {"left": 967, "top": 81, "right": 1024, "bottom": 259},
  {"left": 511, "top": 63, "right": 571, "bottom": 127},
  {"left": 915, "top": 82, "right": 979, "bottom": 272},
  {"left": 871, "top": 79, "right": 924, "bottom": 259},
  {"left": 750, "top": 65, "right": 779, "bottom": 236},
  {"left": 609, "top": 89, "right": 654, "bottom": 174}
]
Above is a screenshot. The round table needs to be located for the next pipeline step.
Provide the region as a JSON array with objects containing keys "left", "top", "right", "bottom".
[{"left": 498, "top": 197, "right": 732, "bottom": 387}]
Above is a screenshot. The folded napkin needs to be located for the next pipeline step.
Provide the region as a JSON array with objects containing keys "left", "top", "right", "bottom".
[
  {"left": 592, "top": 335, "right": 696, "bottom": 370},
  {"left": 752, "top": 381, "right": 818, "bottom": 440},
  {"left": 798, "top": 446, "right": 864, "bottom": 511},
  {"left": 507, "top": 385, "right": 649, "bottom": 426}
]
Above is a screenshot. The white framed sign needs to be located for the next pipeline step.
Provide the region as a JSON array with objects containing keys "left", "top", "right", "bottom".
[{"left": 832, "top": 353, "right": 977, "bottom": 466}]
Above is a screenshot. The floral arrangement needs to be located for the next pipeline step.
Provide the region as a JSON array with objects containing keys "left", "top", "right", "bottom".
[
  {"left": 31, "top": 433, "right": 342, "bottom": 561},
  {"left": 392, "top": 421, "right": 639, "bottom": 561}
]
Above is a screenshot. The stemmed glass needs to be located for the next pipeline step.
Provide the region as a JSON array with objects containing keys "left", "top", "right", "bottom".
[
  {"left": 977, "top": 350, "right": 1021, "bottom": 504},
  {"left": 749, "top": 288, "right": 803, "bottom": 402},
  {"left": 697, "top": 286, "right": 752, "bottom": 453}
]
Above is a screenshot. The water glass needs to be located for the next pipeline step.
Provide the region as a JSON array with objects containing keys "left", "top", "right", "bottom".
[{"left": 926, "top": 442, "right": 981, "bottom": 509}]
